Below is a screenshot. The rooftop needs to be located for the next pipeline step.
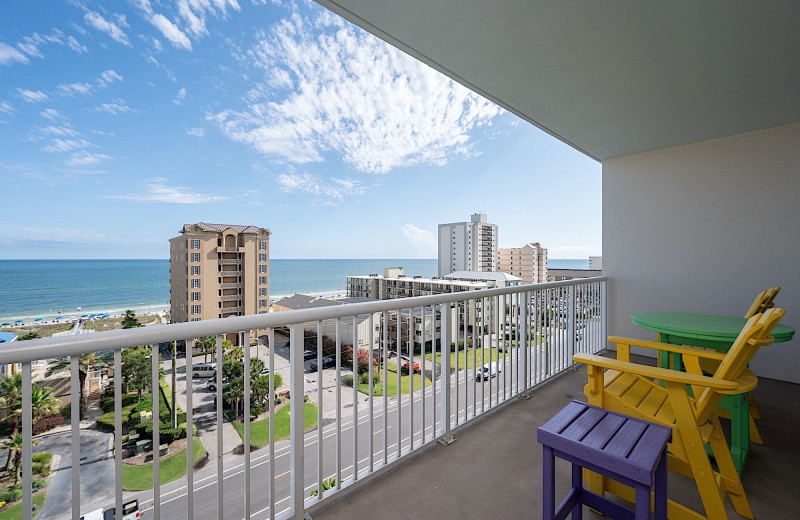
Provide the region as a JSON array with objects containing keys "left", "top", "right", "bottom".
[{"left": 180, "top": 222, "right": 271, "bottom": 235}]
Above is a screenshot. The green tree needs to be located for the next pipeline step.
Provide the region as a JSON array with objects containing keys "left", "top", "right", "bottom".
[
  {"left": 1, "top": 434, "right": 39, "bottom": 484},
  {"left": 196, "top": 336, "right": 216, "bottom": 363},
  {"left": 121, "top": 347, "right": 164, "bottom": 401},
  {"left": 17, "top": 331, "right": 39, "bottom": 341},
  {"left": 122, "top": 309, "right": 142, "bottom": 329}
]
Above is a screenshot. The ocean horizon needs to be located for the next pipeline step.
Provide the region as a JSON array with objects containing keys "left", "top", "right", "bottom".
[{"left": 0, "top": 258, "right": 591, "bottom": 324}]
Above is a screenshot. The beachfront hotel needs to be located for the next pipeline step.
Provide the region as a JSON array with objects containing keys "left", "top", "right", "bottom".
[
  {"left": 437, "top": 213, "right": 498, "bottom": 276},
  {"left": 169, "top": 222, "right": 271, "bottom": 344},
  {"left": 498, "top": 242, "right": 548, "bottom": 284}
]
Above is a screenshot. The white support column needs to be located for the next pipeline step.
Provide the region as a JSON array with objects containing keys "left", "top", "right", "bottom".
[
  {"left": 290, "top": 323, "right": 306, "bottom": 519},
  {"left": 568, "top": 285, "right": 576, "bottom": 367}
]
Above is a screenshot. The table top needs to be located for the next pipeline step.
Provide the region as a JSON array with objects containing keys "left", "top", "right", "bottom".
[{"left": 631, "top": 311, "right": 795, "bottom": 343}]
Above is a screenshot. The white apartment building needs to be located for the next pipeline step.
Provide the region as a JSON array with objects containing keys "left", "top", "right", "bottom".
[
  {"left": 589, "top": 256, "right": 603, "bottom": 271},
  {"left": 169, "top": 222, "right": 271, "bottom": 345},
  {"left": 498, "top": 242, "right": 548, "bottom": 284},
  {"left": 438, "top": 213, "right": 498, "bottom": 276}
]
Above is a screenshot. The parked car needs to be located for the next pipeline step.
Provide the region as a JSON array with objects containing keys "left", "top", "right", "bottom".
[
  {"left": 191, "top": 362, "right": 217, "bottom": 378},
  {"left": 476, "top": 363, "right": 501, "bottom": 381},
  {"left": 260, "top": 367, "right": 270, "bottom": 377},
  {"left": 207, "top": 378, "right": 229, "bottom": 392},
  {"left": 102, "top": 500, "right": 140, "bottom": 520},
  {"left": 303, "top": 349, "right": 316, "bottom": 360},
  {"left": 310, "top": 356, "right": 335, "bottom": 371}
]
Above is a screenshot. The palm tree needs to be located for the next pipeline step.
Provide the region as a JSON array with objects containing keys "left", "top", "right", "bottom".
[
  {"left": 1, "top": 434, "right": 40, "bottom": 484},
  {"left": 45, "top": 352, "right": 97, "bottom": 419},
  {"left": 196, "top": 336, "right": 216, "bottom": 363}
]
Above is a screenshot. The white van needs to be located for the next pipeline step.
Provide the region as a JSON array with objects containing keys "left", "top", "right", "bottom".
[
  {"left": 191, "top": 362, "right": 217, "bottom": 378},
  {"left": 476, "top": 363, "right": 501, "bottom": 381}
]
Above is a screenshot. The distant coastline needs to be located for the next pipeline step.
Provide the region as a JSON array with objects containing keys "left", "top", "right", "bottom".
[{"left": 0, "top": 258, "right": 589, "bottom": 325}]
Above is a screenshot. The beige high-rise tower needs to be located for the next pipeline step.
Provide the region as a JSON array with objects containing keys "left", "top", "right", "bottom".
[
  {"left": 169, "top": 223, "right": 271, "bottom": 343},
  {"left": 499, "top": 242, "right": 548, "bottom": 284}
]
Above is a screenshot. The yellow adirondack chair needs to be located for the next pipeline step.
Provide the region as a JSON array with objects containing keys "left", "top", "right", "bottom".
[
  {"left": 573, "top": 308, "right": 785, "bottom": 520},
  {"left": 701, "top": 286, "right": 780, "bottom": 443}
]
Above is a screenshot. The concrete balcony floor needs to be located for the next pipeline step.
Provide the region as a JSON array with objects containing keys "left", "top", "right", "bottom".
[{"left": 309, "top": 354, "right": 800, "bottom": 520}]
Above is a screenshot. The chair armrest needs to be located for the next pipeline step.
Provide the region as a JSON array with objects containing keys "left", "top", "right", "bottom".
[
  {"left": 573, "top": 353, "right": 739, "bottom": 391},
  {"left": 608, "top": 336, "right": 727, "bottom": 360}
]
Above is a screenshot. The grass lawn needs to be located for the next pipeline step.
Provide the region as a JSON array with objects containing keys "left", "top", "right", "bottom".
[
  {"left": 82, "top": 314, "right": 161, "bottom": 331},
  {"left": 424, "top": 347, "right": 508, "bottom": 370},
  {"left": 358, "top": 363, "right": 431, "bottom": 397},
  {"left": 4, "top": 322, "right": 73, "bottom": 338},
  {"left": 97, "top": 385, "right": 185, "bottom": 431},
  {"left": 232, "top": 402, "right": 318, "bottom": 450},
  {"left": 121, "top": 438, "right": 205, "bottom": 491},
  {"left": 0, "top": 491, "right": 47, "bottom": 519}
]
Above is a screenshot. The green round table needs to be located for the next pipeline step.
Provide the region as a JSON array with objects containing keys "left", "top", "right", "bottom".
[{"left": 631, "top": 311, "right": 795, "bottom": 474}]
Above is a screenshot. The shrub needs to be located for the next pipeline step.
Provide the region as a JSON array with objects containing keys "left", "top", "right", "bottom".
[
  {"left": 275, "top": 397, "right": 282, "bottom": 404},
  {"left": 96, "top": 413, "right": 115, "bottom": 432},
  {"left": 344, "top": 375, "right": 354, "bottom": 387},
  {"left": 250, "top": 405, "right": 262, "bottom": 417},
  {"left": 32, "top": 478, "right": 47, "bottom": 489},
  {"left": 33, "top": 414, "right": 64, "bottom": 435},
  {"left": 32, "top": 452, "right": 52, "bottom": 465},
  {"left": 0, "top": 485, "right": 22, "bottom": 502}
]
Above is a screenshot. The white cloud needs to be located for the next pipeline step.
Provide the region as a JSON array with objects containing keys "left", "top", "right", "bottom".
[
  {"left": 42, "top": 138, "right": 93, "bottom": 153},
  {"left": 93, "top": 100, "right": 135, "bottom": 115},
  {"left": 0, "top": 102, "right": 13, "bottom": 114},
  {"left": 98, "top": 69, "right": 123, "bottom": 86},
  {"left": 187, "top": 127, "right": 204, "bottom": 137},
  {"left": 57, "top": 81, "right": 94, "bottom": 97},
  {"left": 106, "top": 178, "right": 226, "bottom": 204},
  {"left": 150, "top": 14, "right": 192, "bottom": 50},
  {"left": 276, "top": 172, "right": 364, "bottom": 204},
  {"left": 18, "top": 89, "right": 49, "bottom": 103},
  {"left": 174, "top": 87, "right": 187, "bottom": 104},
  {"left": 66, "top": 151, "right": 112, "bottom": 166},
  {"left": 0, "top": 42, "right": 29, "bottom": 65},
  {"left": 37, "top": 125, "right": 80, "bottom": 137},
  {"left": 66, "top": 35, "right": 88, "bottom": 53},
  {"left": 213, "top": 11, "right": 501, "bottom": 174},
  {"left": 84, "top": 11, "right": 131, "bottom": 46},
  {"left": 400, "top": 224, "right": 436, "bottom": 254},
  {"left": 177, "top": 0, "right": 241, "bottom": 37},
  {"left": 39, "top": 108, "right": 59, "bottom": 120}
]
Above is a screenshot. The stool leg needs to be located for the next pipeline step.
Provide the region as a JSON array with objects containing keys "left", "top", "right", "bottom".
[
  {"left": 635, "top": 483, "right": 650, "bottom": 520},
  {"left": 543, "top": 446, "right": 555, "bottom": 520},
  {"left": 654, "top": 449, "right": 667, "bottom": 520},
  {"left": 572, "top": 463, "right": 582, "bottom": 520}
]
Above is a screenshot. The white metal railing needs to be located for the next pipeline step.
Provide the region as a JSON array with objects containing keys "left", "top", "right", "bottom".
[{"left": 0, "top": 277, "right": 606, "bottom": 520}]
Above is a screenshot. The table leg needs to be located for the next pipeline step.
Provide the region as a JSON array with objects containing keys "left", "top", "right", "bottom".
[
  {"left": 543, "top": 445, "right": 555, "bottom": 520},
  {"left": 727, "top": 392, "right": 749, "bottom": 475}
]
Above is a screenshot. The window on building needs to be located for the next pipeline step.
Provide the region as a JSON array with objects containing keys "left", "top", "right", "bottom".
[
  {"left": 191, "top": 265, "right": 200, "bottom": 275},
  {"left": 192, "top": 318, "right": 201, "bottom": 322},
  {"left": 191, "top": 239, "right": 200, "bottom": 249},
  {"left": 191, "top": 252, "right": 200, "bottom": 262},
  {"left": 259, "top": 288, "right": 267, "bottom": 296},
  {"left": 191, "top": 305, "right": 201, "bottom": 314},
  {"left": 259, "top": 253, "right": 267, "bottom": 262},
  {"left": 259, "top": 241, "right": 267, "bottom": 250},
  {"left": 259, "top": 264, "right": 267, "bottom": 273},
  {"left": 259, "top": 276, "right": 267, "bottom": 284},
  {"left": 191, "top": 292, "right": 201, "bottom": 301},
  {"left": 259, "top": 299, "right": 267, "bottom": 307},
  {"left": 191, "top": 279, "right": 200, "bottom": 288}
]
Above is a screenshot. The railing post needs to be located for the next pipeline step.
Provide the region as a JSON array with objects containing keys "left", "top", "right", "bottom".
[
  {"left": 520, "top": 291, "right": 532, "bottom": 399},
  {"left": 601, "top": 280, "right": 608, "bottom": 354},
  {"left": 568, "top": 285, "right": 577, "bottom": 367},
  {"left": 438, "top": 303, "right": 455, "bottom": 445},
  {"left": 22, "top": 362, "right": 32, "bottom": 520},
  {"left": 290, "top": 323, "right": 306, "bottom": 519}
]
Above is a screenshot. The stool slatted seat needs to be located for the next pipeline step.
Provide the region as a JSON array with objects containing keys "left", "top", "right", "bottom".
[{"left": 538, "top": 400, "right": 671, "bottom": 520}]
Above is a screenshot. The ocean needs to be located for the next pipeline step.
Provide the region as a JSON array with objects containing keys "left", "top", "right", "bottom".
[{"left": 0, "top": 258, "right": 589, "bottom": 324}]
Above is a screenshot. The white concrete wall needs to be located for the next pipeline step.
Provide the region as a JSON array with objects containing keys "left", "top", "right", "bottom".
[{"left": 603, "top": 123, "right": 800, "bottom": 383}]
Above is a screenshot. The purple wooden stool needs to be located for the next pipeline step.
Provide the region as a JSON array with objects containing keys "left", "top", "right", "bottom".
[{"left": 537, "top": 401, "right": 671, "bottom": 520}]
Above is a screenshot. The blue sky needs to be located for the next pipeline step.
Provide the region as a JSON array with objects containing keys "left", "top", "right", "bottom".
[{"left": 0, "top": 0, "right": 601, "bottom": 260}]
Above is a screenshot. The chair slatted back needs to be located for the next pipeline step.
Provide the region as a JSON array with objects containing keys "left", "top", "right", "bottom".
[
  {"left": 744, "top": 286, "right": 781, "bottom": 318},
  {"left": 694, "top": 308, "right": 785, "bottom": 424}
]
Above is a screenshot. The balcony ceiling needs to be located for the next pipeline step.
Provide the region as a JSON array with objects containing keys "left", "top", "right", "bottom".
[{"left": 315, "top": 1, "right": 800, "bottom": 161}]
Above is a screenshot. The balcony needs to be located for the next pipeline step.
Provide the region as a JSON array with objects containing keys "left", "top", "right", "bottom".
[
  {"left": 2, "top": 278, "right": 613, "bottom": 520},
  {"left": 221, "top": 295, "right": 240, "bottom": 301}
]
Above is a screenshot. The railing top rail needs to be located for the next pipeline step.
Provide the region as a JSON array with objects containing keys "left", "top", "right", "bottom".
[{"left": 0, "top": 277, "right": 606, "bottom": 363}]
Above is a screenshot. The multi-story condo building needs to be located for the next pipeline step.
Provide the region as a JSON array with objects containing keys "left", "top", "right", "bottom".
[
  {"left": 438, "top": 213, "right": 498, "bottom": 276},
  {"left": 499, "top": 242, "right": 548, "bottom": 284},
  {"left": 589, "top": 256, "right": 603, "bottom": 271},
  {"left": 169, "top": 222, "right": 271, "bottom": 344}
]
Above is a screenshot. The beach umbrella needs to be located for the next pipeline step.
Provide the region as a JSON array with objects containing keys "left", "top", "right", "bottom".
[
  {"left": 35, "top": 318, "right": 43, "bottom": 321},
  {"left": 1, "top": 323, "right": 10, "bottom": 327},
  {"left": 14, "top": 319, "right": 23, "bottom": 323}
]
